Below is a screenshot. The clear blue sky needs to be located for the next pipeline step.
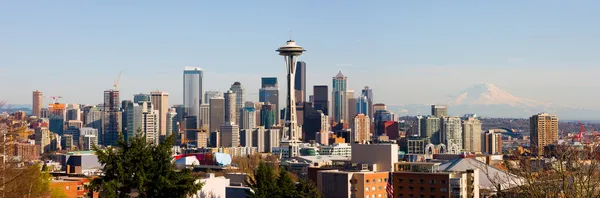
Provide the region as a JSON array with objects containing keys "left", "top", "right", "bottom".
[{"left": 2, "top": 1, "right": 599, "bottom": 109}]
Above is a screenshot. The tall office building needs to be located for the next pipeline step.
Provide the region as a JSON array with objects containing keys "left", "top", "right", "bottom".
[
  {"left": 209, "top": 97, "right": 225, "bottom": 132},
  {"left": 347, "top": 90, "right": 357, "bottom": 128},
  {"left": 230, "top": 82, "right": 245, "bottom": 125},
  {"left": 224, "top": 90, "right": 237, "bottom": 124},
  {"left": 332, "top": 71, "right": 348, "bottom": 123},
  {"left": 204, "top": 91, "right": 223, "bottom": 104},
  {"left": 35, "top": 127, "right": 52, "bottom": 154},
  {"left": 126, "top": 102, "right": 159, "bottom": 144},
  {"left": 240, "top": 107, "right": 256, "bottom": 130},
  {"left": 220, "top": 124, "right": 240, "bottom": 147},
  {"left": 356, "top": 95, "right": 368, "bottom": 115},
  {"left": 361, "top": 86, "right": 374, "bottom": 118},
  {"left": 133, "top": 93, "right": 151, "bottom": 103},
  {"left": 166, "top": 108, "right": 178, "bottom": 138},
  {"left": 259, "top": 77, "right": 279, "bottom": 124},
  {"left": 84, "top": 106, "right": 103, "bottom": 131},
  {"left": 462, "top": 114, "right": 482, "bottom": 153},
  {"left": 32, "top": 90, "right": 43, "bottom": 117},
  {"left": 352, "top": 114, "right": 370, "bottom": 144},
  {"left": 183, "top": 67, "right": 204, "bottom": 125},
  {"left": 150, "top": 91, "right": 169, "bottom": 138},
  {"left": 431, "top": 105, "right": 448, "bottom": 117},
  {"left": 530, "top": 113, "right": 558, "bottom": 156},
  {"left": 374, "top": 109, "right": 394, "bottom": 136},
  {"left": 260, "top": 103, "right": 277, "bottom": 129},
  {"left": 48, "top": 103, "right": 66, "bottom": 135},
  {"left": 295, "top": 61, "right": 306, "bottom": 103},
  {"left": 66, "top": 108, "right": 81, "bottom": 121},
  {"left": 103, "top": 90, "right": 121, "bottom": 146},
  {"left": 373, "top": 103, "right": 386, "bottom": 112},
  {"left": 417, "top": 115, "right": 442, "bottom": 144},
  {"left": 313, "top": 85, "right": 329, "bottom": 116},
  {"left": 121, "top": 100, "right": 133, "bottom": 139},
  {"left": 199, "top": 104, "right": 210, "bottom": 129},
  {"left": 252, "top": 127, "right": 266, "bottom": 152},
  {"left": 441, "top": 116, "right": 462, "bottom": 154}
]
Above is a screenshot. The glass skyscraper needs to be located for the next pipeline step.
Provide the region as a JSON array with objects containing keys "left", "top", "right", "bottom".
[
  {"left": 183, "top": 67, "right": 204, "bottom": 127},
  {"left": 332, "top": 71, "right": 348, "bottom": 123}
]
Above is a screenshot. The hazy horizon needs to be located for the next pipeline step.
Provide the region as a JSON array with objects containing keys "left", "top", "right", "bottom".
[{"left": 2, "top": 1, "right": 600, "bottom": 110}]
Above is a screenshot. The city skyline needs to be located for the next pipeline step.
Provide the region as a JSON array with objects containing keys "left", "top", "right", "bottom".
[{"left": 2, "top": 1, "right": 600, "bottom": 111}]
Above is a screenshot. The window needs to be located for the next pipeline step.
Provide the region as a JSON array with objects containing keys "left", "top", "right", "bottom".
[
  {"left": 367, "top": 180, "right": 370, "bottom": 184},
  {"left": 409, "top": 179, "right": 414, "bottom": 184},
  {"left": 419, "top": 179, "right": 424, "bottom": 184},
  {"left": 379, "top": 186, "right": 382, "bottom": 190},
  {"left": 430, "top": 188, "right": 435, "bottom": 192},
  {"left": 379, "top": 178, "right": 382, "bottom": 182},
  {"left": 378, "top": 194, "right": 382, "bottom": 198},
  {"left": 384, "top": 178, "right": 388, "bottom": 182},
  {"left": 65, "top": 186, "right": 70, "bottom": 191},
  {"left": 441, "top": 180, "right": 446, "bottom": 184},
  {"left": 366, "top": 187, "right": 369, "bottom": 191},
  {"left": 420, "top": 187, "right": 424, "bottom": 192},
  {"left": 441, "top": 188, "right": 448, "bottom": 192},
  {"left": 429, "top": 180, "right": 436, "bottom": 184},
  {"left": 372, "top": 187, "right": 376, "bottom": 191},
  {"left": 77, "top": 185, "right": 83, "bottom": 191},
  {"left": 409, "top": 187, "right": 414, "bottom": 191},
  {"left": 398, "top": 179, "right": 403, "bottom": 183},
  {"left": 399, "top": 186, "right": 404, "bottom": 190},
  {"left": 420, "top": 195, "right": 424, "bottom": 198}
]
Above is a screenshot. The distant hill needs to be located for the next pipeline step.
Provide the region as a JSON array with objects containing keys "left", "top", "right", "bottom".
[{"left": 388, "top": 83, "right": 600, "bottom": 120}]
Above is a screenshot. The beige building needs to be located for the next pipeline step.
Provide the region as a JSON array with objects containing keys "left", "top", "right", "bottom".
[
  {"left": 32, "top": 90, "right": 43, "bottom": 117},
  {"left": 317, "top": 170, "right": 389, "bottom": 198},
  {"left": 530, "top": 113, "right": 558, "bottom": 156},
  {"left": 462, "top": 115, "right": 482, "bottom": 153},
  {"left": 352, "top": 114, "right": 371, "bottom": 144},
  {"left": 35, "top": 127, "right": 52, "bottom": 153},
  {"left": 352, "top": 143, "right": 399, "bottom": 172},
  {"left": 150, "top": 91, "right": 169, "bottom": 139}
]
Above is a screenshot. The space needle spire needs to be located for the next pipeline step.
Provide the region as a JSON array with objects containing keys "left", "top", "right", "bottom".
[{"left": 277, "top": 38, "right": 305, "bottom": 158}]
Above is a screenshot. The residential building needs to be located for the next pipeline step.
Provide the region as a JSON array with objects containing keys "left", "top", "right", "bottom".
[
  {"left": 103, "top": 90, "right": 121, "bottom": 146},
  {"left": 393, "top": 170, "right": 480, "bottom": 198},
  {"left": 317, "top": 170, "right": 389, "bottom": 198},
  {"left": 230, "top": 82, "right": 245, "bottom": 125},
  {"left": 352, "top": 144, "right": 399, "bottom": 172},
  {"left": 36, "top": 127, "right": 52, "bottom": 153},
  {"left": 530, "top": 113, "right": 558, "bottom": 156},
  {"left": 240, "top": 107, "right": 256, "bottom": 130},
  {"left": 352, "top": 114, "right": 370, "bottom": 144},
  {"left": 126, "top": 102, "right": 159, "bottom": 144},
  {"left": 418, "top": 115, "right": 442, "bottom": 144},
  {"left": 441, "top": 116, "right": 463, "bottom": 154},
  {"left": 462, "top": 114, "right": 482, "bottom": 153},
  {"left": 80, "top": 127, "right": 98, "bottom": 151},
  {"left": 33, "top": 90, "right": 43, "bottom": 117},
  {"left": 166, "top": 108, "right": 178, "bottom": 137},
  {"left": 150, "top": 91, "right": 169, "bottom": 139},
  {"left": 483, "top": 130, "right": 502, "bottom": 155},
  {"left": 431, "top": 105, "right": 448, "bottom": 118}
]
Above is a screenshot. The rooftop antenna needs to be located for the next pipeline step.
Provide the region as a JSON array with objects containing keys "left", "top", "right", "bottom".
[{"left": 289, "top": 29, "right": 293, "bottom": 41}]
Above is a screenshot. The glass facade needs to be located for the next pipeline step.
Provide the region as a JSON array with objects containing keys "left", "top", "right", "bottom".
[{"left": 183, "top": 68, "right": 203, "bottom": 123}]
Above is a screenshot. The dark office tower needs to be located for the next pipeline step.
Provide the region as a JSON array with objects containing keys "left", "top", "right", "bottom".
[
  {"left": 259, "top": 77, "right": 279, "bottom": 124},
  {"left": 172, "top": 104, "right": 185, "bottom": 123},
  {"left": 313, "top": 85, "right": 329, "bottom": 116},
  {"left": 121, "top": 100, "right": 133, "bottom": 140},
  {"left": 209, "top": 97, "right": 225, "bottom": 132},
  {"left": 361, "top": 86, "right": 374, "bottom": 118},
  {"left": 133, "top": 93, "right": 151, "bottom": 103},
  {"left": 103, "top": 90, "right": 122, "bottom": 146},
  {"left": 431, "top": 105, "right": 447, "bottom": 118},
  {"left": 295, "top": 61, "right": 306, "bottom": 103},
  {"left": 302, "top": 103, "right": 324, "bottom": 142},
  {"left": 260, "top": 103, "right": 277, "bottom": 129}
]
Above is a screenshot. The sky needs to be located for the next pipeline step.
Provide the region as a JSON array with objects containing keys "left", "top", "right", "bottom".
[{"left": 1, "top": 1, "right": 600, "bottom": 110}]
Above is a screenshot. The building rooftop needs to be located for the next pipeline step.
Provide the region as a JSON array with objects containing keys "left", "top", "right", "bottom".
[{"left": 439, "top": 158, "right": 522, "bottom": 190}]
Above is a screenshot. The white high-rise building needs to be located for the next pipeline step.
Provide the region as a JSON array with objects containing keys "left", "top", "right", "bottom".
[
  {"left": 230, "top": 82, "right": 245, "bottom": 125},
  {"left": 183, "top": 67, "right": 203, "bottom": 128},
  {"left": 442, "top": 116, "right": 463, "bottom": 154},
  {"left": 166, "top": 108, "right": 178, "bottom": 138},
  {"left": 240, "top": 107, "right": 256, "bottom": 130},
  {"left": 80, "top": 127, "right": 98, "bottom": 151},
  {"left": 462, "top": 114, "right": 482, "bottom": 153}
]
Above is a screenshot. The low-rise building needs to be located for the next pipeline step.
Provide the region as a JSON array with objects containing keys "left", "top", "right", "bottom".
[
  {"left": 319, "top": 143, "right": 351, "bottom": 157},
  {"left": 392, "top": 170, "right": 480, "bottom": 198},
  {"left": 317, "top": 170, "right": 389, "bottom": 198}
]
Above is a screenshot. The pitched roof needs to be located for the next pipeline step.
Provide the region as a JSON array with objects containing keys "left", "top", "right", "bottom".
[
  {"left": 335, "top": 70, "right": 345, "bottom": 78},
  {"left": 439, "top": 158, "right": 522, "bottom": 191}
]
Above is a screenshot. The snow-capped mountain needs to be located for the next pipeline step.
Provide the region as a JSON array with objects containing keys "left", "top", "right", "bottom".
[
  {"left": 387, "top": 83, "right": 599, "bottom": 120},
  {"left": 448, "top": 83, "right": 548, "bottom": 107}
]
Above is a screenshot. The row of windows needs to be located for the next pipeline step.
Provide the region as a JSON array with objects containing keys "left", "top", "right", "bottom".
[
  {"left": 366, "top": 178, "right": 388, "bottom": 184},
  {"left": 398, "top": 195, "right": 447, "bottom": 198},
  {"left": 396, "top": 186, "right": 447, "bottom": 193},
  {"left": 397, "top": 179, "right": 446, "bottom": 184},
  {"left": 365, "top": 186, "right": 384, "bottom": 191}
]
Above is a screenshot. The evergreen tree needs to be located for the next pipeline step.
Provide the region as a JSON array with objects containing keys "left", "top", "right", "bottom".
[
  {"left": 276, "top": 170, "right": 297, "bottom": 198},
  {"left": 247, "top": 162, "right": 278, "bottom": 198},
  {"left": 296, "top": 179, "right": 322, "bottom": 198},
  {"left": 88, "top": 131, "right": 202, "bottom": 197}
]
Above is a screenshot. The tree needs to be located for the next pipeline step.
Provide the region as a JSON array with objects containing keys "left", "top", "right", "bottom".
[
  {"left": 295, "top": 179, "right": 322, "bottom": 198},
  {"left": 88, "top": 131, "right": 202, "bottom": 197},
  {"left": 247, "top": 162, "right": 278, "bottom": 198},
  {"left": 276, "top": 170, "right": 296, "bottom": 198}
]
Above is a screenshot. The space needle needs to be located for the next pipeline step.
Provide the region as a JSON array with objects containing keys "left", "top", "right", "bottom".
[{"left": 277, "top": 38, "right": 305, "bottom": 158}]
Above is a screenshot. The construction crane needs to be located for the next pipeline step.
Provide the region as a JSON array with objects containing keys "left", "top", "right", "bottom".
[
  {"left": 47, "top": 96, "right": 62, "bottom": 104},
  {"left": 571, "top": 121, "right": 587, "bottom": 143},
  {"left": 113, "top": 71, "right": 122, "bottom": 90}
]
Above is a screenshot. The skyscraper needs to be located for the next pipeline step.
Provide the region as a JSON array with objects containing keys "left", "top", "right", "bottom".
[
  {"left": 133, "top": 93, "right": 151, "bottom": 103},
  {"left": 260, "top": 103, "right": 277, "bottom": 129},
  {"left": 356, "top": 95, "right": 368, "bottom": 115},
  {"left": 151, "top": 91, "right": 169, "bottom": 139},
  {"left": 332, "top": 71, "right": 348, "bottom": 123},
  {"left": 103, "top": 90, "right": 121, "bottom": 146},
  {"left": 126, "top": 102, "right": 159, "bottom": 144},
  {"left": 32, "top": 90, "right": 42, "bottom": 117},
  {"left": 240, "top": 107, "right": 256, "bottom": 130},
  {"left": 313, "top": 85, "right": 329, "bottom": 116},
  {"left": 229, "top": 82, "right": 245, "bottom": 125},
  {"left": 462, "top": 114, "right": 482, "bottom": 153},
  {"left": 347, "top": 90, "right": 357, "bottom": 128},
  {"left": 361, "top": 86, "right": 374, "bottom": 118},
  {"left": 431, "top": 105, "right": 448, "bottom": 118},
  {"left": 441, "top": 116, "right": 462, "bottom": 154},
  {"left": 374, "top": 109, "right": 394, "bottom": 136},
  {"left": 224, "top": 90, "right": 237, "bottom": 124},
  {"left": 183, "top": 67, "right": 204, "bottom": 125},
  {"left": 259, "top": 77, "right": 279, "bottom": 124},
  {"left": 530, "top": 113, "right": 558, "bottom": 156},
  {"left": 166, "top": 108, "right": 178, "bottom": 138},
  {"left": 48, "top": 103, "right": 66, "bottom": 135},
  {"left": 483, "top": 130, "right": 503, "bottom": 154},
  {"left": 417, "top": 115, "right": 442, "bottom": 144},
  {"left": 199, "top": 104, "right": 210, "bottom": 129},
  {"left": 209, "top": 97, "right": 225, "bottom": 132},
  {"left": 204, "top": 91, "right": 223, "bottom": 104},
  {"left": 352, "top": 114, "right": 370, "bottom": 144},
  {"left": 295, "top": 61, "right": 306, "bottom": 103},
  {"left": 220, "top": 124, "right": 240, "bottom": 147}
]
